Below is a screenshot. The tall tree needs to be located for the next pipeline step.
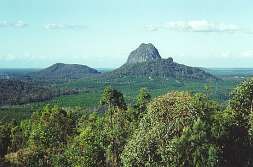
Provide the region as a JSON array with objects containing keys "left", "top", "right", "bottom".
[
  {"left": 10, "top": 105, "right": 75, "bottom": 166},
  {"left": 62, "top": 112, "right": 106, "bottom": 167},
  {"left": 121, "top": 92, "right": 220, "bottom": 167},
  {"left": 100, "top": 86, "right": 129, "bottom": 167},
  {"left": 100, "top": 86, "right": 127, "bottom": 110},
  {"left": 218, "top": 79, "right": 253, "bottom": 166},
  {"left": 135, "top": 88, "right": 151, "bottom": 116}
]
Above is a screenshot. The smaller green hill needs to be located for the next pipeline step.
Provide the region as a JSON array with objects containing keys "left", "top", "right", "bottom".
[{"left": 31, "top": 63, "right": 100, "bottom": 80}]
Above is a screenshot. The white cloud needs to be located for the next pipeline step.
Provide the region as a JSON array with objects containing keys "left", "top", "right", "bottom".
[
  {"left": 144, "top": 25, "right": 161, "bottom": 32},
  {"left": 167, "top": 20, "right": 239, "bottom": 32},
  {"left": 219, "top": 50, "right": 253, "bottom": 59},
  {"left": 0, "top": 21, "right": 8, "bottom": 27},
  {"left": 0, "top": 20, "right": 28, "bottom": 28},
  {"left": 14, "top": 20, "right": 28, "bottom": 28},
  {"left": 220, "top": 51, "right": 232, "bottom": 58},
  {"left": 146, "top": 20, "right": 251, "bottom": 34},
  {"left": 44, "top": 23, "right": 87, "bottom": 30},
  {"left": 1, "top": 54, "right": 16, "bottom": 61},
  {"left": 240, "top": 50, "right": 253, "bottom": 58},
  {"left": 0, "top": 52, "right": 49, "bottom": 62}
]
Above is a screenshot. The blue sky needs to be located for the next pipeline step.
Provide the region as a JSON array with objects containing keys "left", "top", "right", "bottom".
[{"left": 1, "top": 0, "right": 253, "bottom": 68}]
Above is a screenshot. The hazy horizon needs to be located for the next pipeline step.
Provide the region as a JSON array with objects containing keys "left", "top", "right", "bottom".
[{"left": 1, "top": 0, "right": 253, "bottom": 68}]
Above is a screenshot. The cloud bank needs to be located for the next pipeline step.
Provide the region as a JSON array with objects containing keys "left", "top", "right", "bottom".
[
  {"left": 146, "top": 20, "right": 252, "bottom": 34},
  {"left": 0, "top": 20, "right": 28, "bottom": 28},
  {"left": 44, "top": 24, "right": 87, "bottom": 30},
  {"left": 220, "top": 50, "right": 253, "bottom": 59},
  {"left": 0, "top": 53, "right": 45, "bottom": 61}
]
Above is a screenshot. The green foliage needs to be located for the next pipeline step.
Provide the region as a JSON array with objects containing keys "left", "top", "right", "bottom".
[
  {"left": 46, "top": 90, "right": 101, "bottom": 108},
  {"left": 4, "top": 79, "right": 253, "bottom": 167},
  {"left": 0, "top": 79, "right": 77, "bottom": 106},
  {"left": 8, "top": 125, "right": 24, "bottom": 153},
  {"left": 15, "top": 148, "right": 50, "bottom": 167},
  {"left": 103, "top": 107, "right": 132, "bottom": 167},
  {"left": 121, "top": 92, "right": 220, "bottom": 167},
  {"left": 135, "top": 88, "right": 151, "bottom": 114},
  {"left": 0, "top": 122, "right": 12, "bottom": 158},
  {"left": 0, "top": 107, "right": 33, "bottom": 123},
  {"left": 215, "top": 78, "right": 253, "bottom": 167},
  {"left": 100, "top": 86, "right": 131, "bottom": 166},
  {"left": 100, "top": 86, "right": 127, "bottom": 110},
  {"left": 28, "top": 105, "right": 74, "bottom": 149},
  {"left": 5, "top": 105, "right": 77, "bottom": 166},
  {"left": 63, "top": 112, "right": 106, "bottom": 167},
  {"left": 164, "top": 118, "right": 219, "bottom": 167},
  {"left": 230, "top": 78, "right": 253, "bottom": 121}
]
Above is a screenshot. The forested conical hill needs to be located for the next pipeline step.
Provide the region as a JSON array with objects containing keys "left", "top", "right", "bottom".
[{"left": 31, "top": 63, "right": 100, "bottom": 80}]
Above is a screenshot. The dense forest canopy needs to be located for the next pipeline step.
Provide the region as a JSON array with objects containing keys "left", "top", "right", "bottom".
[
  {"left": 0, "top": 79, "right": 78, "bottom": 106},
  {"left": 1, "top": 78, "right": 253, "bottom": 166}
]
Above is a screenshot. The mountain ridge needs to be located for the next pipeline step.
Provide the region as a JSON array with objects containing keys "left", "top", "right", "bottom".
[
  {"left": 29, "top": 43, "right": 219, "bottom": 81},
  {"left": 104, "top": 43, "right": 219, "bottom": 81}
]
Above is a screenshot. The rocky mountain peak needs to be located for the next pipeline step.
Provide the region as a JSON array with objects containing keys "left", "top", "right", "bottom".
[{"left": 126, "top": 43, "right": 161, "bottom": 64}]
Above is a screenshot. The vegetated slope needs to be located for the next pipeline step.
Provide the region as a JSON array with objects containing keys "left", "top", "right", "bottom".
[
  {"left": 107, "top": 58, "right": 218, "bottom": 81},
  {"left": 31, "top": 63, "right": 100, "bottom": 80},
  {"left": 104, "top": 43, "right": 219, "bottom": 81},
  {"left": 0, "top": 79, "right": 78, "bottom": 106},
  {"left": 0, "top": 68, "right": 39, "bottom": 80}
]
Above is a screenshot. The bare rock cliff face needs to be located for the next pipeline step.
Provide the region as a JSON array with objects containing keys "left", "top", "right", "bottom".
[{"left": 126, "top": 43, "right": 161, "bottom": 64}]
